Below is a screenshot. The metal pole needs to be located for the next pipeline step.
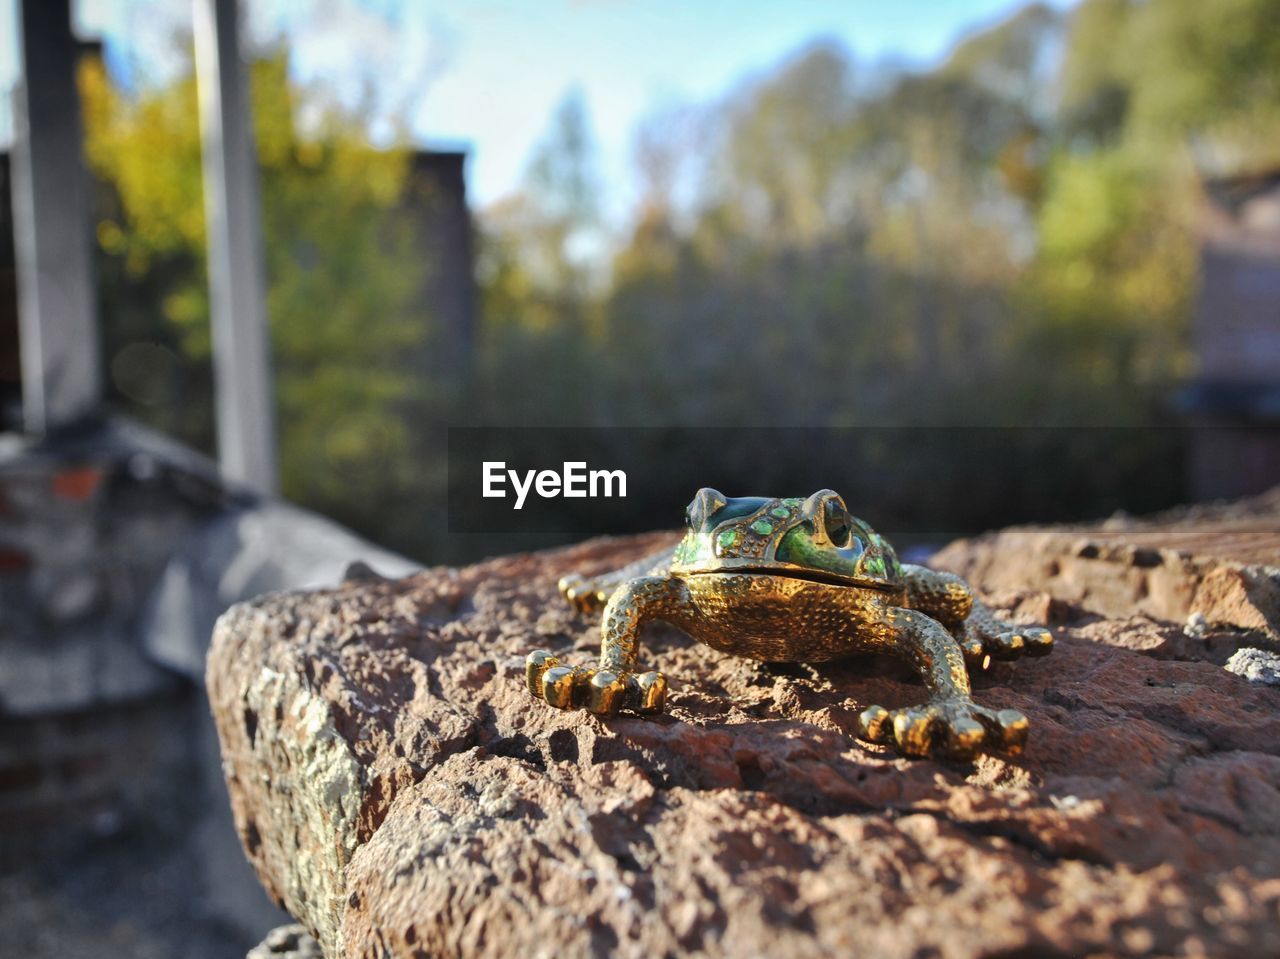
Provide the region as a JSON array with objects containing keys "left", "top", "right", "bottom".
[
  {"left": 10, "top": 0, "right": 101, "bottom": 434},
  {"left": 193, "top": 0, "right": 279, "bottom": 494}
]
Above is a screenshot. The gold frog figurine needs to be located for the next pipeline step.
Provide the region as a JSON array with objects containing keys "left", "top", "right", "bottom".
[{"left": 526, "top": 488, "right": 1054, "bottom": 759}]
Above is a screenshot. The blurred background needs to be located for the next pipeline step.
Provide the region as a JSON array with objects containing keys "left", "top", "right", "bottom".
[{"left": 1, "top": 0, "right": 1278, "bottom": 955}]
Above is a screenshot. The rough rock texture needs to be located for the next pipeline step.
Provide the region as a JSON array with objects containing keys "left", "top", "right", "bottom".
[
  {"left": 208, "top": 532, "right": 1280, "bottom": 959},
  {"left": 932, "top": 486, "right": 1280, "bottom": 646}
]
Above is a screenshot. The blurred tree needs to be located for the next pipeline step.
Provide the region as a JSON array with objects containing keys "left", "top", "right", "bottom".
[
  {"left": 1123, "top": 0, "right": 1280, "bottom": 163},
  {"left": 79, "top": 47, "right": 437, "bottom": 554},
  {"left": 469, "top": 89, "right": 605, "bottom": 423},
  {"left": 708, "top": 42, "right": 861, "bottom": 246},
  {"left": 74, "top": 0, "right": 1280, "bottom": 558},
  {"left": 1017, "top": 0, "right": 1280, "bottom": 419},
  {"left": 516, "top": 88, "right": 604, "bottom": 301},
  {"left": 1056, "top": 0, "right": 1132, "bottom": 144},
  {"left": 478, "top": 0, "right": 1280, "bottom": 529},
  {"left": 1016, "top": 149, "right": 1195, "bottom": 415},
  {"left": 942, "top": 2, "right": 1061, "bottom": 114}
]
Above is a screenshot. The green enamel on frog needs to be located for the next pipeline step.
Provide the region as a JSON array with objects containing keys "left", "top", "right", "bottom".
[{"left": 526, "top": 488, "right": 1054, "bottom": 759}]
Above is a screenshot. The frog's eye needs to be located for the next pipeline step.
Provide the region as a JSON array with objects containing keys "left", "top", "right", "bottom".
[
  {"left": 824, "top": 499, "right": 853, "bottom": 547},
  {"left": 685, "top": 487, "right": 727, "bottom": 531},
  {"left": 802, "top": 489, "right": 852, "bottom": 546}
]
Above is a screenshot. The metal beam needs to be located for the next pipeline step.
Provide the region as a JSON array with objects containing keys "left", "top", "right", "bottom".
[
  {"left": 193, "top": 0, "right": 278, "bottom": 495},
  {"left": 10, "top": 0, "right": 101, "bottom": 434}
]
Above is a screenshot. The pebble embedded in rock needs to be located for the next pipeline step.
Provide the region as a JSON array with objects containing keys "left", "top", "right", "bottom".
[{"left": 1225, "top": 647, "right": 1280, "bottom": 686}]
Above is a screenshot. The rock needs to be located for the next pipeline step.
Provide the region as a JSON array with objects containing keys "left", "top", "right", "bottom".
[
  {"left": 1225, "top": 647, "right": 1280, "bottom": 686},
  {"left": 208, "top": 532, "right": 1280, "bottom": 959},
  {"left": 931, "top": 486, "right": 1280, "bottom": 647},
  {"left": 247, "top": 924, "right": 324, "bottom": 958}
]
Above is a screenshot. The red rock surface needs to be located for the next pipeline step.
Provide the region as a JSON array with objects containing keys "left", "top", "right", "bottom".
[
  {"left": 932, "top": 487, "right": 1280, "bottom": 644},
  {"left": 207, "top": 532, "right": 1280, "bottom": 958}
]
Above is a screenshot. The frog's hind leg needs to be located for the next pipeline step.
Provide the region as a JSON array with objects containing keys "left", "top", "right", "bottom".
[
  {"left": 558, "top": 546, "right": 677, "bottom": 614},
  {"left": 857, "top": 607, "right": 1030, "bottom": 759},
  {"left": 958, "top": 596, "right": 1054, "bottom": 667},
  {"left": 528, "top": 574, "right": 687, "bottom": 717},
  {"left": 902, "top": 564, "right": 1052, "bottom": 669},
  {"left": 902, "top": 564, "right": 974, "bottom": 623}
]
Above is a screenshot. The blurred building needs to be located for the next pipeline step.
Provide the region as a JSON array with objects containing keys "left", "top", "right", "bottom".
[
  {"left": 0, "top": 144, "right": 476, "bottom": 432},
  {"left": 407, "top": 150, "right": 477, "bottom": 373},
  {"left": 1180, "top": 172, "right": 1280, "bottom": 499},
  {"left": 0, "top": 155, "right": 17, "bottom": 426},
  {"left": 0, "top": 1, "right": 472, "bottom": 950}
]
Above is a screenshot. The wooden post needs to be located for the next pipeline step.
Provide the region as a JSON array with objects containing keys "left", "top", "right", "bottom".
[
  {"left": 10, "top": 0, "right": 101, "bottom": 433},
  {"left": 193, "top": 0, "right": 279, "bottom": 494}
]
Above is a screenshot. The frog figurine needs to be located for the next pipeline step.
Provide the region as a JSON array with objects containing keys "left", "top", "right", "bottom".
[{"left": 526, "top": 488, "right": 1054, "bottom": 759}]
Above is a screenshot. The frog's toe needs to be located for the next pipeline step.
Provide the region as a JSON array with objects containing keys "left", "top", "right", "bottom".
[
  {"left": 525, "top": 651, "right": 586, "bottom": 709},
  {"left": 857, "top": 704, "right": 894, "bottom": 744},
  {"left": 989, "top": 627, "right": 1055, "bottom": 660},
  {"left": 633, "top": 671, "right": 668, "bottom": 713},
  {"left": 934, "top": 702, "right": 1028, "bottom": 758},
  {"left": 986, "top": 630, "right": 1027, "bottom": 660},
  {"left": 585, "top": 670, "right": 629, "bottom": 715},
  {"left": 883, "top": 704, "right": 969, "bottom": 758},
  {"left": 525, "top": 650, "right": 665, "bottom": 716},
  {"left": 1020, "top": 627, "right": 1054, "bottom": 657},
  {"left": 940, "top": 713, "right": 986, "bottom": 759},
  {"left": 526, "top": 649, "right": 561, "bottom": 697},
  {"left": 958, "top": 633, "right": 986, "bottom": 669},
  {"left": 859, "top": 700, "right": 1029, "bottom": 759},
  {"left": 558, "top": 575, "right": 606, "bottom": 614},
  {"left": 535, "top": 664, "right": 616, "bottom": 713},
  {"left": 891, "top": 707, "right": 938, "bottom": 757},
  {"left": 972, "top": 704, "right": 1030, "bottom": 755},
  {"left": 538, "top": 665, "right": 578, "bottom": 708},
  {"left": 858, "top": 704, "right": 937, "bottom": 755}
]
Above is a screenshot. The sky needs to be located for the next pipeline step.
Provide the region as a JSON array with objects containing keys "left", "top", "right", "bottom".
[
  {"left": 411, "top": 0, "right": 1067, "bottom": 216},
  {"left": 1, "top": 0, "right": 1072, "bottom": 220}
]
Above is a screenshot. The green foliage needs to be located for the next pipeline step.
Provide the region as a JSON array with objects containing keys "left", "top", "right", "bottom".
[
  {"left": 710, "top": 43, "right": 861, "bottom": 245},
  {"left": 474, "top": 0, "right": 1280, "bottom": 541},
  {"left": 1023, "top": 149, "right": 1194, "bottom": 393},
  {"left": 81, "top": 0, "right": 1280, "bottom": 557},
  {"left": 1056, "top": 0, "right": 1132, "bottom": 141},
  {"left": 81, "top": 47, "right": 438, "bottom": 553},
  {"left": 1122, "top": 0, "right": 1280, "bottom": 153}
]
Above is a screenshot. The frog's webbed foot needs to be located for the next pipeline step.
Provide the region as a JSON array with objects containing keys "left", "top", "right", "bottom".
[
  {"left": 902, "top": 564, "right": 1054, "bottom": 669},
  {"left": 858, "top": 699, "right": 1029, "bottom": 759},
  {"left": 959, "top": 599, "right": 1054, "bottom": 669},
  {"left": 534, "top": 572, "right": 685, "bottom": 717},
  {"left": 857, "top": 607, "right": 1031, "bottom": 759},
  {"left": 525, "top": 650, "right": 667, "bottom": 716}
]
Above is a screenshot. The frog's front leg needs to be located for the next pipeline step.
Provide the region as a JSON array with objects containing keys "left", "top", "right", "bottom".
[
  {"left": 526, "top": 575, "right": 683, "bottom": 716},
  {"left": 857, "top": 607, "right": 1030, "bottom": 759},
  {"left": 902, "top": 564, "right": 1053, "bottom": 668}
]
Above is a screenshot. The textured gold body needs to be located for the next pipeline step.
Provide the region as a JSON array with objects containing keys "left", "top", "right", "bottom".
[
  {"left": 678, "top": 573, "right": 904, "bottom": 662},
  {"left": 527, "top": 490, "right": 1054, "bottom": 760}
]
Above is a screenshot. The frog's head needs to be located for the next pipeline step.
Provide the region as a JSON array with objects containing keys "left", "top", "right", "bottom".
[{"left": 670, "top": 487, "right": 902, "bottom": 589}]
